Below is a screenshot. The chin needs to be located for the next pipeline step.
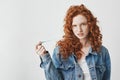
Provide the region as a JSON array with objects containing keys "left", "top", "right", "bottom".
[{"left": 77, "top": 36, "right": 86, "bottom": 40}]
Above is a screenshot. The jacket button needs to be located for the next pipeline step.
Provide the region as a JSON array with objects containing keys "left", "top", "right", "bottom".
[{"left": 78, "top": 74, "right": 81, "bottom": 78}]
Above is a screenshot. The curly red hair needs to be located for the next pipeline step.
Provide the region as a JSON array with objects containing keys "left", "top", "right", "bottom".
[{"left": 57, "top": 4, "right": 102, "bottom": 59}]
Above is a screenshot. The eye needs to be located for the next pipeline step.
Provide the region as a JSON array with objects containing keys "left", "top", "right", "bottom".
[
  {"left": 81, "top": 23, "right": 87, "bottom": 26},
  {"left": 72, "top": 25, "right": 77, "bottom": 27}
]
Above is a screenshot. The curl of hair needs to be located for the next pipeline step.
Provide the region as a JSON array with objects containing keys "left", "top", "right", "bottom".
[{"left": 57, "top": 4, "right": 102, "bottom": 59}]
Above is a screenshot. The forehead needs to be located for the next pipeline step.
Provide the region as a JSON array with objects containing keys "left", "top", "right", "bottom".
[{"left": 72, "top": 15, "right": 87, "bottom": 24}]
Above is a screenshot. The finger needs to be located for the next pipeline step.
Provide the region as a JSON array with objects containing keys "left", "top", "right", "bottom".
[
  {"left": 36, "top": 41, "right": 42, "bottom": 49},
  {"left": 38, "top": 41, "right": 42, "bottom": 45},
  {"left": 40, "top": 46, "right": 46, "bottom": 52},
  {"left": 36, "top": 44, "right": 40, "bottom": 49},
  {"left": 41, "top": 48, "right": 46, "bottom": 54},
  {"left": 36, "top": 46, "right": 43, "bottom": 53},
  {"left": 36, "top": 44, "right": 43, "bottom": 51},
  {"left": 36, "top": 46, "right": 46, "bottom": 54},
  {"left": 40, "top": 47, "right": 47, "bottom": 54},
  {"left": 37, "top": 45, "right": 42, "bottom": 50},
  {"left": 36, "top": 47, "right": 46, "bottom": 55}
]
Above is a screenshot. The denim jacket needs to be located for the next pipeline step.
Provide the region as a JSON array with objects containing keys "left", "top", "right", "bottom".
[{"left": 40, "top": 45, "right": 111, "bottom": 80}]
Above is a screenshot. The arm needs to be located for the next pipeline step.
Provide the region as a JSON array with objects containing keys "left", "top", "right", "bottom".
[
  {"left": 36, "top": 41, "right": 63, "bottom": 80},
  {"left": 102, "top": 48, "right": 111, "bottom": 80},
  {"left": 40, "top": 50, "right": 63, "bottom": 80}
]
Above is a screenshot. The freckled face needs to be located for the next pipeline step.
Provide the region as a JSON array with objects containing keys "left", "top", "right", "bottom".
[{"left": 72, "top": 15, "right": 89, "bottom": 40}]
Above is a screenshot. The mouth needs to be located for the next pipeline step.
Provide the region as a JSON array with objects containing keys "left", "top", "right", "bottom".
[{"left": 77, "top": 33, "right": 84, "bottom": 36}]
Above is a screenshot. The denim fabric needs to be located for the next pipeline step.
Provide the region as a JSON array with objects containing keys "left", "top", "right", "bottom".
[{"left": 40, "top": 45, "right": 111, "bottom": 80}]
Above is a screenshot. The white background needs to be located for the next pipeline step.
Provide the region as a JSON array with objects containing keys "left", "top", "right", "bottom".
[{"left": 0, "top": 0, "right": 120, "bottom": 80}]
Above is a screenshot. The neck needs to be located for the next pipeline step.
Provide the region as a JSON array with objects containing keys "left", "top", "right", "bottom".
[{"left": 80, "top": 38, "right": 90, "bottom": 47}]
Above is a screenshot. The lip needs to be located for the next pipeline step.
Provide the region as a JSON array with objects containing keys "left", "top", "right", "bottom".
[{"left": 77, "top": 33, "right": 83, "bottom": 36}]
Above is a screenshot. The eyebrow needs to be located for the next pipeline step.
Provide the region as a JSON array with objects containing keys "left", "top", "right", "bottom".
[{"left": 72, "top": 22, "right": 87, "bottom": 25}]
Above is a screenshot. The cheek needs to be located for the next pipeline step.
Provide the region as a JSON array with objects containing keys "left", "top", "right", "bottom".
[
  {"left": 72, "top": 28, "right": 77, "bottom": 33},
  {"left": 84, "top": 27, "right": 89, "bottom": 34},
  {"left": 72, "top": 30, "right": 76, "bottom": 35},
  {"left": 72, "top": 29, "right": 77, "bottom": 35}
]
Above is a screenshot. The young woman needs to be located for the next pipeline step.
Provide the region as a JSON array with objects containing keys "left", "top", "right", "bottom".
[{"left": 36, "top": 4, "right": 111, "bottom": 80}]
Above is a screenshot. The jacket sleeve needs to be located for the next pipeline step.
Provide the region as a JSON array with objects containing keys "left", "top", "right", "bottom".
[
  {"left": 102, "top": 48, "right": 111, "bottom": 80},
  {"left": 40, "top": 47, "right": 63, "bottom": 80}
]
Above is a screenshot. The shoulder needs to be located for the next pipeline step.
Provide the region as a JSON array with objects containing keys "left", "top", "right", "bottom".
[
  {"left": 52, "top": 46, "right": 62, "bottom": 68},
  {"left": 53, "top": 46, "right": 60, "bottom": 52},
  {"left": 52, "top": 46, "right": 75, "bottom": 69},
  {"left": 100, "top": 45, "right": 109, "bottom": 52},
  {"left": 52, "top": 46, "right": 61, "bottom": 58},
  {"left": 97, "top": 45, "right": 110, "bottom": 60},
  {"left": 99, "top": 45, "right": 109, "bottom": 55},
  {"left": 95, "top": 45, "right": 111, "bottom": 66}
]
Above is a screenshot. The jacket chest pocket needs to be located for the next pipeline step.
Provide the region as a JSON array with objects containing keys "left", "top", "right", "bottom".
[
  {"left": 58, "top": 60, "right": 75, "bottom": 80},
  {"left": 95, "top": 64, "right": 106, "bottom": 80},
  {"left": 59, "top": 60, "right": 75, "bottom": 70}
]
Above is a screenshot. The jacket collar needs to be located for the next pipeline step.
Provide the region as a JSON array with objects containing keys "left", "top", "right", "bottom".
[{"left": 88, "top": 46, "right": 98, "bottom": 55}]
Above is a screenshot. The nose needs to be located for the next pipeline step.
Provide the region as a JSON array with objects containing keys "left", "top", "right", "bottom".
[{"left": 78, "top": 26, "right": 82, "bottom": 32}]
